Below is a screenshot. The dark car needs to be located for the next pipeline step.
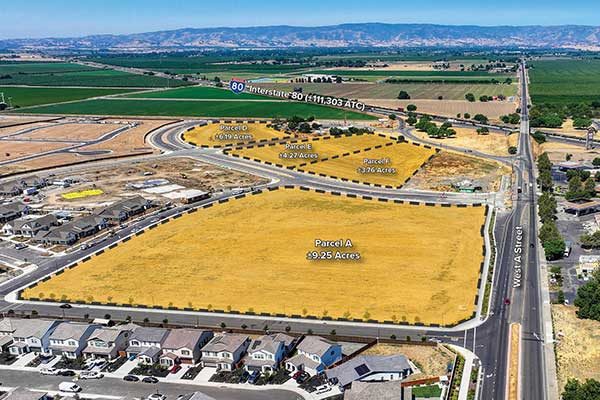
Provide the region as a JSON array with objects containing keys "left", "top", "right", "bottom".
[
  {"left": 295, "top": 371, "right": 310, "bottom": 383},
  {"left": 504, "top": 298, "right": 511, "bottom": 305},
  {"left": 58, "top": 370, "right": 76, "bottom": 376},
  {"left": 59, "top": 303, "right": 72, "bottom": 309},
  {"left": 142, "top": 376, "right": 159, "bottom": 384},
  {"left": 123, "top": 375, "right": 139, "bottom": 382},
  {"left": 248, "top": 370, "right": 260, "bottom": 385}
]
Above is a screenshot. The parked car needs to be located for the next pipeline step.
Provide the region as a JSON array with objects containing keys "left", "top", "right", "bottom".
[
  {"left": 123, "top": 375, "right": 139, "bottom": 382},
  {"left": 295, "top": 371, "right": 309, "bottom": 383},
  {"left": 40, "top": 367, "right": 58, "bottom": 375},
  {"left": 248, "top": 370, "right": 260, "bottom": 385},
  {"left": 58, "top": 382, "right": 81, "bottom": 393},
  {"left": 128, "top": 354, "right": 137, "bottom": 361},
  {"left": 142, "top": 376, "right": 159, "bottom": 384},
  {"left": 14, "top": 243, "right": 28, "bottom": 250},
  {"left": 79, "top": 371, "right": 104, "bottom": 380},
  {"left": 59, "top": 303, "right": 72, "bottom": 309},
  {"left": 147, "top": 394, "right": 166, "bottom": 400},
  {"left": 58, "top": 370, "right": 76, "bottom": 377},
  {"left": 170, "top": 364, "right": 182, "bottom": 374}
]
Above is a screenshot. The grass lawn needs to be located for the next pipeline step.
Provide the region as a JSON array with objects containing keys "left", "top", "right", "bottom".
[
  {"left": 0, "top": 86, "right": 140, "bottom": 107},
  {"left": 412, "top": 385, "right": 443, "bottom": 397},
  {"left": 184, "top": 122, "right": 288, "bottom": 147},
  {"left": 24, "top": 188, "right": 486, "bottom": 326},
  {"left": 18, "top": 98, "right": 376, "bottom": 120},
  {"left": 529, "top": 59, "right": 600, "bottom": 105},
  {"left": 230, "top": 133, "right": 397, "bottom": 167},
  {"left": 256, "top": 82, "right": 517, "bottom": 101},
  {"left": 124, "top": 86, "right": 268, "bottom": 100}
]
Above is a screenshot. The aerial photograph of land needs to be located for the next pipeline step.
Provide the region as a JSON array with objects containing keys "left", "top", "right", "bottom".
[{"left": 1, "top": 1, "right": 600, "bottom": 400}]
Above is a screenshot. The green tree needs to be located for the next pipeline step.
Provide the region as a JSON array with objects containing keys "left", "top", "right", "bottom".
[
  {"left": 406, "top": 104, "right": 417, "bottom": 112},
  {"left": 585, "top": 178, "right": 597, "bottom": 197},
  {"left": 473, "top": 114, "right": 489, "bottom": 124},
  {"left": 407, "top": 115, "right": 417, "bottom": 126},
  {"left": 574, "top": 269, "right": 600, "bottom": 321},
  {"left": 543, "top": 238, "right": 566, "bottom": 261},
  {"left": 573, "top": 117, "right": 592, "bottom": 129},
  {"left": 465, "top": 93, "right": 476, "bottom": 102},
  {"left": 397, "top": 90, "right": 410, "bottom": 100},
  {"left": 463, "top": 112, "right": 471, "bottom": 119},
  {"left": 508, "top": 146, "right": 517, "bottom": 155},
  {"left": 477, "top": 127, "right": 490, "bottom": 135},
  {"left": 562, "top": 378, "right": 600, "bottom": 400}
]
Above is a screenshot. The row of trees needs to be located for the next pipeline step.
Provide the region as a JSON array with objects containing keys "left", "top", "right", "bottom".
[
  {"left": 564, "top": 169, "right": 596, "bottom": 201},
  {"left": 530, "top": 101, "right": 600, "bottom": 129},
  {"left": 562, "top": 378, "right": 600, "bottom": 400},
  {"left": 413, "top": 115, "right": 457, "bottom": 138},
  {"left": 500, "top": 113, "right": 520, "bottom": 124},
  {"left": 537, "top": 153, "right": 566, "bottom": 260}
]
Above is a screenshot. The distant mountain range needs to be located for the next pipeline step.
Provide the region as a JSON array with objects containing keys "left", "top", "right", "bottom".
[{"left": 2, "top": 23, "right": 600, "bottom": 51}]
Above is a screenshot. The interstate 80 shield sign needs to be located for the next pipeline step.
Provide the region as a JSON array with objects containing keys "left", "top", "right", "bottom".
[{"left": 229, "top": 78, "right": 246, "bottom": 94}]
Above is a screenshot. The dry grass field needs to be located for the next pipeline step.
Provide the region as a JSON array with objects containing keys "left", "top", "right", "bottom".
[
  {"left": 414, "top": 127, "right": 517, "bottom": 156},
  {"left": 0, "top": 116, "right": 53, "bottom": 129},
  {"left": 552, "top": 305, "right": 600, "bottom": 392},
  {"left": 539, "top": 119, "right": 589, "bottom": 138},
  {"left": 299, "top": 142, "right": 436, "bottom": 187},
  {"left": 363, "top": 343, "right": 454, "bottom": 379},
  {"left": 508, "top": 323, "right": 521, "bottom": 400},
  {"left": 230, "top": 134, "right": 396, "bottom": 167},
  {"left": 533, "top": 140, "right": 599, "bottom": 163},
  {"left": 183, "top": 123, "right": 286, "bottom": 147},
  {"left": 24, "top": 188, "right": 486, "bottom": 326},
  {"left": 406, "top": 151, "right": 509, "bottom": 192}
]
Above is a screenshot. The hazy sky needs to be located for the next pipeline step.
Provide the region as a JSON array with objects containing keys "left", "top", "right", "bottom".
[{"left": 1, "top": 0, "right": 598, "bottom": 39}]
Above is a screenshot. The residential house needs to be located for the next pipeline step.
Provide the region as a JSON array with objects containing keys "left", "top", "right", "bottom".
[
  {"left": 126, "top": 326, "right": 169, "bottom": 364},
  {"left": 49, "top": 322, "right": 98, "bottom": 359},
  {"left": 0, "top": 180, "right": 22, "bottom": 197},
  {"left": 0, "top": 334, "right": 13, "bottom": 352},
  {"left": 326, "top": 355, "right": 414, "bottom": 388},
  {"left": 244, "top": 333, "right": 295, "bottom": 373},
  {"left": 0, "top": 318, "right": 60, "bottom": 355},
  {"left": 2, "top": 214, "right": 58, "bottom": 237},
  {"left": 285, "top": 336, "right": 342, "bottom": 376},
  {"left": 97, "top": 196, "right": 154, "bottom": 223},
  {"left": 18, "top": 175, "right": 47, "bottom": 190},
  {"left": 200, "top": 333, "right": 251, "bottom": 371},
  {"left": 82, "top": 326, "right": 133, "bottom": 360},
  {"left": 159, "top": 328, "right": 213, "bottom": 367},
  {"left": 34, "top": 215, "right": 107, "bottom": 245},
  {"left": 0, "top": 202, "right": 30, "bottom": 223}
]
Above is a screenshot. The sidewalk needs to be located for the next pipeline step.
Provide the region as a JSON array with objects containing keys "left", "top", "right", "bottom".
[{"left": 448, "top": 345, "right": 476, "bottom": 400}]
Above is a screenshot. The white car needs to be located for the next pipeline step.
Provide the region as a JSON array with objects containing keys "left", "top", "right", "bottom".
[
  {"left": 79, "top": 370, "right": 104, "bottom": 379},
  {"left": 40, "top": 367, "right": 58, "bottom": 375},
  {"left": 59, "top": 382, "right": 82, "bottom": 393},
  {"left": 148, "top": 394, "right": 166, "bottom": 400}
]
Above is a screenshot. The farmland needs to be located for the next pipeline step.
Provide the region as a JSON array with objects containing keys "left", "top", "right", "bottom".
[
  {"left": 123, "top": 86, "right": 269, "bottom": 100},
  {"left": 529, "top": 59, "right": 600, "bottom": 105},
  {"left": 256, "top": 82, "right": 517, "bottom": 101},
  {"left": 0, "top": 62, "right": 190, "bottom": 87},
  {"left": 184, "top": 122, "right": 287, "bottom": 147},
  {"left": 23, "top": 188, "right": 487, "bottom": 326},
  {"left": 0, "top": 86, "right": 140, "bottom": 108},
  {"left": 18, "top": 98, "right": 376, "bottom": 120}
]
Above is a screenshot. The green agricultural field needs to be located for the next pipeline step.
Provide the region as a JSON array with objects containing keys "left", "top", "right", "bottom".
[
  {"left": 0, "top": 62, "right": 190, "bottom": 87},
  {"left": 529, "top": 59, "right": 600, "bottom": 105},
  {"left": 0, "top": 86, "right": 140, "bottom": 107},
  {"left": 123, "top": 86, "right": 269, "bottom": 100},
  {"left": 19, "top": 98, "right": 376, "bottom": 120},
  {"left": 308, "top": 69, "right": 509, "bottom": 77},
  {"left": 256, "top": 82, "right": 517, "bottom": 100}
]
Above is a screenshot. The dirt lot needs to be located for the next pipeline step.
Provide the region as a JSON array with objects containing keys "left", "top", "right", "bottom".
[
  {"left": 363, "top": 343, "right": 454, "bottom": 379},
  {"left": 44, "top": 157, "right": 267, "bottom": 208},
  {"left": 19, "top": 122, "right": 118, "bottom": 141},
  {"left": 552, "top": 305, "right": 600, "bottom": 392},
  {"left": 413, "top": 127, "right": 517, "bottom": 156},
  {"left": 365, "top": 99, "right": 517, "bottom": 120},
  {"left": 0, "top": 140, "right": 70, "bottom": 162},
  {"left": 406, "top": 151, "right": 509, "bottom": 192},
  {"left": 0, "top": 115, "right": 54, "bottom": 129},
  {"left": 1, "top": 119, "right": 173, "bottom": 175},
  {"left": 25, "top": 188, "right": 486, "bottom": 326},
  {"left": 533, "top": 140, "right": 599, "bottom": 163}
]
